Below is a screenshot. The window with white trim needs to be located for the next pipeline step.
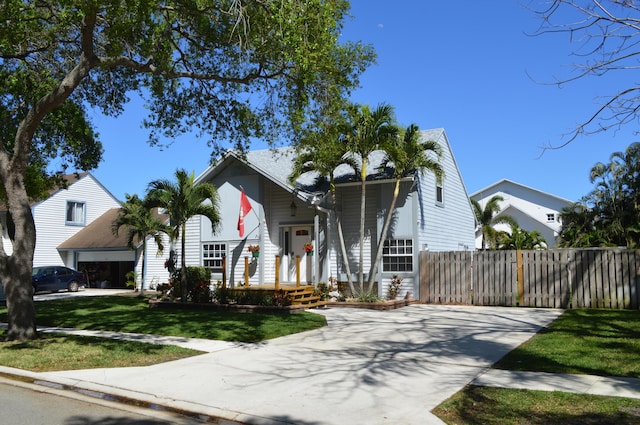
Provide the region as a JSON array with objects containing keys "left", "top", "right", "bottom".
[
  {"left": 436, "top": 175, "right": 444, "bottom": 205},
  {"left": 66, "top": 201, "right": 85, "bottom": 225},
  {"left": 203, "top": 243, "right": 226, "bottom": 272},
  {"left": 382, "top": 239, "right": 413, "bottom": 272},
  {"left": 547, "top": 213, "right": 555, "bottom": 222}
]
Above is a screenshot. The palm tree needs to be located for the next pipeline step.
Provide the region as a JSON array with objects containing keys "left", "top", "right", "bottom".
[
  {"left": 367, "top": 124, "right": 443, "bottom": 291},
  {"left": 496, "top": 224, "right": 547, "bottom": 250},
  {"left": 145, "top": 169, "right": 221, "bottom": 302},
  {"left": 288, "top": 131, "right": 359, "bottom": 295},
  {"left": 345, "top": 103, "right": 398, "bottom": 291},
  {"left": 112, "top": 194, "right": 170, "bottom": 296},
  {"left": 471, "top": 195, "right": 517, "bottom": 250}
]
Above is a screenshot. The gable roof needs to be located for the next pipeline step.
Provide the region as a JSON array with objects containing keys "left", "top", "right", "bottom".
[
  {"left": 196, "top": 128, "right": 451, "bottom": 201},
  {"left": 0, "top": 172, "right": 120, "bottom": 212},
  {"left": 470, "top": 178, "right": 573, "bottom": 204},
  {"left": 57, "top": 208, "right": 169, "bottom": 250}
]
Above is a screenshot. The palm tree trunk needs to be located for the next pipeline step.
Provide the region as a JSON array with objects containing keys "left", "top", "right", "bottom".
[
  {"left": 333, "top": 192, "right": 355, "bottom": 294},
  {"left": 359, "top": 166, "right": 367, "bottom": 292},
  {"left": 139, "top": 239, "right": 146, "bottom": 297},
  {"left": 367, "top": 179, "right": 400, "bottom": 292},
  {"left": 181, "top": 224, "right": 187, "bottom": 302}
]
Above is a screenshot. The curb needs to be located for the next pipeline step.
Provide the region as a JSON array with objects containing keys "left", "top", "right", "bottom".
[{"left": 0, "top": 366, "right": 279, "bottom": 424}]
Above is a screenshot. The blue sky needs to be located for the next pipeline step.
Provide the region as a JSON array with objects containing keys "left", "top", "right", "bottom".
[{"left": 91, "top": 1, "right": 637, "bottom": 202}]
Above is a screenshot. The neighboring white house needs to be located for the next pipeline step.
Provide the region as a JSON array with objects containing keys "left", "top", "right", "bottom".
[
  {"left": 0, "top": 173, "right": 163, "bottom": 289},
  {"left": 186, "top": 128, "right": 476, "bottom": 300},
  {"left": 470, "top": 179, "right": 574, "bottom": 249}
]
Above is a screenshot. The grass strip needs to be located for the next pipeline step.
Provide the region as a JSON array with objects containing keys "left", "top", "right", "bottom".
[
  {"left": 0, "top": 332, "right": 201, "bottom": 372},
  {"left": 433, "top": 385, "right": 640, "bottom": 425}
]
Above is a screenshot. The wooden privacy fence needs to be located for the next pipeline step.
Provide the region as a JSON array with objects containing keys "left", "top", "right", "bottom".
[{"left": 419, "top": 248, "right": 640, "bottom": 309}]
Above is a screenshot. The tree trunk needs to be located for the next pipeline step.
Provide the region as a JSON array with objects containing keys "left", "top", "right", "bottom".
[
  {"left": 181, "top": 224, "right": 187, "bottom": 302},
  {"left": 367, "top": 179, "right": 400, "bottom": 292},
  {"left": 358, "top": 166, "right": 367, "bottom": 292},
  {"left": 1, "top": 166, "right": 37, "bottom": 341},
  {"left": 139, "top": 239, "right": 146, "bottom": 297},
  {"left": 331, "top": 185, "right": 355, "bottom": 295}
]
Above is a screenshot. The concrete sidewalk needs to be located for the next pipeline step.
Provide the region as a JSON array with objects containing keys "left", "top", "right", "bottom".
[
  {"left": 1, "top": 305, "right": 565, "bottom": 425},
  {"left": 473, "top": 369, "right": 640, "bottom": 399}
]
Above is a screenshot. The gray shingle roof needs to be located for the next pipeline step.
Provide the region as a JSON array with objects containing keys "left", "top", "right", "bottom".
[{"left": 243, "top": 128, "right": 445, "bottom": 191}]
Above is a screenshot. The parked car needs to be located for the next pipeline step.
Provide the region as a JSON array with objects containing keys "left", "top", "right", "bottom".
[{"left": 32, "top": 266, "right": 86, "bottom": 294}]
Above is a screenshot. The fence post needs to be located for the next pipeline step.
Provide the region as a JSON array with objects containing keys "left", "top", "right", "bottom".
[{"left": 517, "top": 249, "right": 524, "bottom": 306}]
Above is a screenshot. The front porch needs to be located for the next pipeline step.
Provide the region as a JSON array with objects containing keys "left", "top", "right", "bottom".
[{"left": 240, "top": 284, "right": 327, "bottom": 309}]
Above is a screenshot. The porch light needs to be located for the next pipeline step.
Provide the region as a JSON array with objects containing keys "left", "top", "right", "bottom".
[{"left": 290, "top": 199, "right": 297, "bottom": 216}]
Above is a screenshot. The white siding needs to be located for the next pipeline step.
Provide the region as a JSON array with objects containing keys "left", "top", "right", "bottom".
[
  {"left": 331, "top": 184, "right": 377, "bottom": 283},
  {"left": 0, "top": 213, "right": 12, "bottom": 256},
  {"left": 184, "top": 215, "right": 202, "bottom": 266},
  {"left": 136, "top": 232, "right": 172, "bottom": 290},
  {"left": 471, "top": 180, "right": 572, "bottom": 249},
  {"left": 419, "top": 130, "right": 475, "bottom": 252},
  {"left": 32, "top": 174, "right": 121, "bottom": 267}
]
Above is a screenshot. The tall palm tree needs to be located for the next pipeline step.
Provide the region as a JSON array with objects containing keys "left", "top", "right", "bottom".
[
  {"left": 367, "top": 124, "right": 443, "bottom": 291},
  {"left": 471, "top": 195, "right": 517, "bottom": 250},
  {"left": 112, "top": 194, "right": 170, "bottom": 296},
  {"left": 288, "top": 132, "right": 359, "bottom": 295},
  {"left": 145, "top": 169, "right": 221, "bottom": 302},
  {"left": 345, "top": 103, "right": 398, "bottom": 291}
]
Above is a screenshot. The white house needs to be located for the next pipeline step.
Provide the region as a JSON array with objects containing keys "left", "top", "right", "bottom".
[
  {"left": 2, "top": 127, "right": 478, "bottom": 299},
  {"left": 470, "top": 179, "right": 573, "bottom": 249},
  {"left": 0, "top": 173, "right": 165, "bottom": 290},
  {"left": 186, "top": 128, "right": 476, "bottom": 300}
]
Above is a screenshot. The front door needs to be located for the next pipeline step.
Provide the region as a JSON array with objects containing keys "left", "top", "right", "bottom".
[{"left": 282, "top": 226, "right": 313, "bottom": 283}]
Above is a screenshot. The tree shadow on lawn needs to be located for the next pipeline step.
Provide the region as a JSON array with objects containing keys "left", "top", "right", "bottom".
[{"left": 17, "top": 296, "right": 325, "bottom": 343}]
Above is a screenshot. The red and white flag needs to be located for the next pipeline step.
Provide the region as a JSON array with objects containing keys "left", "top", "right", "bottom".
[{"left": 237, "top": 189, "right": 252, "bottom": 237}]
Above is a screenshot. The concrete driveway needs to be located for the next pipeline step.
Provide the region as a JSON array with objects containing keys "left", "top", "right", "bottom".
[
  {"left": 40, "top": 304, "right": 563, "bottom": 425},
  {"left": 33, "top": 287, "right": 132, "bottom": 301}
]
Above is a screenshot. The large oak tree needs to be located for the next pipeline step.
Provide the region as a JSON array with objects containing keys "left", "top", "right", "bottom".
[{"left": 0, "top": 0, "right": 374, "bottom": 340}]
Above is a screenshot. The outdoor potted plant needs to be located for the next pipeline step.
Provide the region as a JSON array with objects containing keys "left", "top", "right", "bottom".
[
  {"left": 303, "top": 242, "right": 314, "bottom": 256},
  {"left": 387, "top": 275, "right": 403, "bottom": 300},
  {"left": 248, "top": 245, "right": 260, "bottom": 258}
]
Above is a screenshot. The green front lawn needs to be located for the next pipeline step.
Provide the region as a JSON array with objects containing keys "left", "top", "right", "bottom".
[
  {"left": 0, "top": 294, "right": 327, "bottom": 371},
  {"left": 434, "top": 309, "right": 640, "bottom": 425},
  {"left": 494, "top": 309, "right": 640, "bottom": 378},
  {"left": 0, "top": 333, "right": 201, "bottom": 372},
  {"left": 433, "top": 386, "right": 640, "bottom": 425},
  {"left": 2, "top": 295, "right": 327, "bottom": 342}
]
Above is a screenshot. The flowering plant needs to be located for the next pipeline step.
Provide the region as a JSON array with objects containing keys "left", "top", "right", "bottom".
[
  {"left": 248, "top": 245, "right": 260, "bottom": 253},
  {"left": 387, "top": 275, "right": 403, "bottom": 300},
  {"left": 303, "top": 242, "right": 314, "bottom": 253}
]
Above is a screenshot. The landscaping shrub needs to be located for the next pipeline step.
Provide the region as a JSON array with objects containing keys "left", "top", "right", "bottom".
[
  {"left": 212, "top": 287, "right": 292, "bottom": 306},
  {"left": 170, "top": 266, "right": 212, "bottom": 303}
]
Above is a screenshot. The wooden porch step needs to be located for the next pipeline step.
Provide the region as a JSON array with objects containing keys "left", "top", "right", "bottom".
[
  {"left": 247, "top": 284, "right": 326, "bottom": 309},
  {"left": 296, "top": 299, "right": 328, "bottom": 309}
]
